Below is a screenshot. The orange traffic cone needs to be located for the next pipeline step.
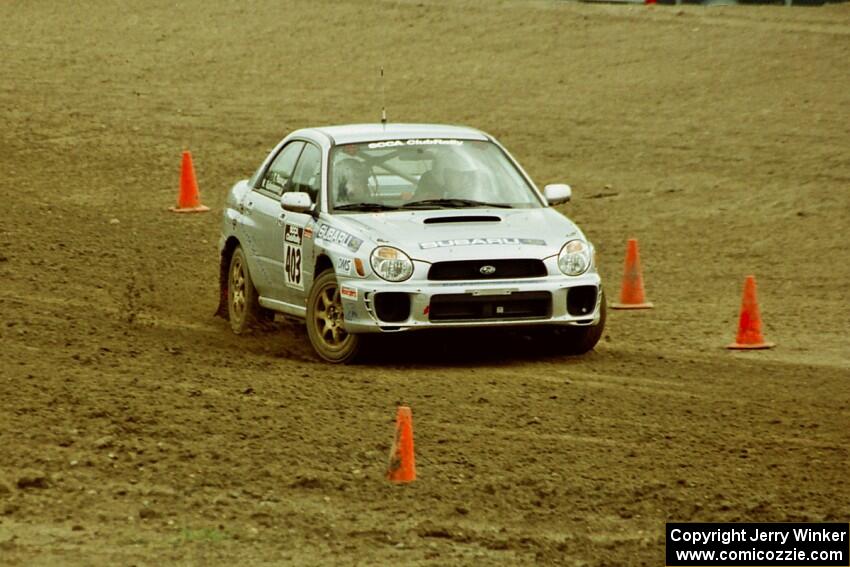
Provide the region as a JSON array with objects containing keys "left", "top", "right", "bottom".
[
  {"left": 386, "top": 406, "right": 416, "bottom": 483},
  {"left": 169, "top": 150, "right": 210, "bottom": 213},
  {"left": 611, "top": 238, "right": 653, "bottom": 309},
  {"left": 727, "top": 275, "right": 775, "bottom": 349}
]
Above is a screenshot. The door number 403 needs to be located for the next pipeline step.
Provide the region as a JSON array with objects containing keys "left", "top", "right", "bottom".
[{"left": 285, "top": 244, "right": 302, "bottom": 287}]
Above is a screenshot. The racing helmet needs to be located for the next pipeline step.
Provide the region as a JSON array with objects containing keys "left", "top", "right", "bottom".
[
  {"left": 431, "top": 147, "right": 482, "bottom": 198},
  {"left": 335, "top": 158, "right": 370, "bottom": 201}
]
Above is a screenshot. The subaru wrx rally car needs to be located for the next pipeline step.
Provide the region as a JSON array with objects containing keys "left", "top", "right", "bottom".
[{"left": 217, "top": 124, "right": 605, "bottom": 362}]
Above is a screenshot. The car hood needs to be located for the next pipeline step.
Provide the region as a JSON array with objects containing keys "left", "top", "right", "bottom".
[{"left": 332, "top": 208, "right": 585, "bottom": 262}]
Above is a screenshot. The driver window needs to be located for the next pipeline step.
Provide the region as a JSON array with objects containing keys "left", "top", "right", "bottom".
[
  {"left": 290, "top": 143, "right": 322, "bottom": 202},
  {"left": 259, "top": 141, "right": 304, "bottom": 195}
]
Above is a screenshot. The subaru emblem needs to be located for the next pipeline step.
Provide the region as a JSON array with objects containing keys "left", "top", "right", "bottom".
[{"left": 480, "top": 265, "right": 496, "bottom": 275}]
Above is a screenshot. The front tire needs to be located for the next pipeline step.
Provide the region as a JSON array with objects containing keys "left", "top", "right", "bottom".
[
  {"left": 547, "top": 290, "right": 607, "bottom": 355},
  {"left": 306, "top": 270, "right": 364, "bottom": 363},
  {"left": 227, "top": 246, "right": 260, "bottom": 334}
]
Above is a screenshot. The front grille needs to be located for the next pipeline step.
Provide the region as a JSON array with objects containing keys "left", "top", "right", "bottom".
[
  {"left": 428, "top": 259, "right": 546, "bottom": 281},
  {"left": 429, "top": 291, "right": 551, "bottom": 322}
]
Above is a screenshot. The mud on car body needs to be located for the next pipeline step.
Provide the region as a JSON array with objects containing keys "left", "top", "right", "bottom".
[{"left": 217, "top": 123, "right": 605, "bottom": 363}]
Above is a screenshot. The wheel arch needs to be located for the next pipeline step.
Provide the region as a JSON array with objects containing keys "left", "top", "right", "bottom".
[{"left": 314, "top": 253, "right": 333, "bottom": 277}]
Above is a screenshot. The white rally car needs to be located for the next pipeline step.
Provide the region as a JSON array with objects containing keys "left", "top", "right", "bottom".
[{"left": 217, "top": 124, "right": 605, "bottom": 362}]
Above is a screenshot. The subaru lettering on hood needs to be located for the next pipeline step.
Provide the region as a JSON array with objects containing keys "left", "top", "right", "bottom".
[{"left": 420, "top": 237, "right": 547, "bottom": 249}]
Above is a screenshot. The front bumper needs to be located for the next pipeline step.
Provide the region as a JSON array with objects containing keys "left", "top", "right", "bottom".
[{"left": 338, "top": 272, "right": 603, "bottom": 333}]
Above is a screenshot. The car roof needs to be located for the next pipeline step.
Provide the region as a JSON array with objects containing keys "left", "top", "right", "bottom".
[{"left": 305, "top": 123, "right": 490, "bottom": 145}]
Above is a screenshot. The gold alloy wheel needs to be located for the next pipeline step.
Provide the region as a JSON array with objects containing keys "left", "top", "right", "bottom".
[
  {"left": 313, "top": 283, "right": 348, "bottom": 348},
  {"left": 307, "top": 270, "right": 362, "bottom": 363},
  {"left": 229, "top": 253, "right": 247, "bottom": 324}
]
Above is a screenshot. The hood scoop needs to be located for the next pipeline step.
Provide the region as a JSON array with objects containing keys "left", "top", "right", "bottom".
[{"left": 423, "top": 215, "right": 502, "bottom": 224}]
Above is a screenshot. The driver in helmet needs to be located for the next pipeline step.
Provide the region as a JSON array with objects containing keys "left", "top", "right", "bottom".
[
  {"left": 415, "top": 148, "right": 478, "bottom": 201},
  {"left": 335, "top": 158, "right": 371, "bottom": 205}
]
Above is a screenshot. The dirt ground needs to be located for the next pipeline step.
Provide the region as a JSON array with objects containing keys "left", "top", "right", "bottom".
[{"left": 1, "top": 0, "right": 848, "bottom": 565}]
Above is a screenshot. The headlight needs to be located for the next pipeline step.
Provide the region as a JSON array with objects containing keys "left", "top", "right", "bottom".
[
  {"left": 558, "top": 239, "right": 591, "bottom": 276},
  {"left": 370, "top": 246, "right": 413, "bottom": 282}
]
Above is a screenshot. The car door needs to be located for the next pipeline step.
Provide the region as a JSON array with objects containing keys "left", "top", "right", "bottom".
[
  {"left": 245, "top": 140, "right": 305, "bottom": 300},
  {"left": 280, "top": 142, "right": 322, "bottom": 307}
]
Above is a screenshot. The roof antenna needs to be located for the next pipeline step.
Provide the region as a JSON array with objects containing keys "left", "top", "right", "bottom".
[{"left": 380, "top": 66, "right": 387, "bottom": 129}]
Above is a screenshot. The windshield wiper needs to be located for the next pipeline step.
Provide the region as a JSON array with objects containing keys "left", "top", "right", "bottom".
[
  {"left": 334, "top": 202, "right": 400, "bottom": 212},
  {"left": 400, "top": 198, "right": 513, "bottom": 209}
]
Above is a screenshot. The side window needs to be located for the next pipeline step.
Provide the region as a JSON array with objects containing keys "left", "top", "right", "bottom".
[
  {"left": 258, "top": 141, "right": 304, "bottom": 195},
  {"left": 289, "top": 143, "right": 322, "bottom": 202}
]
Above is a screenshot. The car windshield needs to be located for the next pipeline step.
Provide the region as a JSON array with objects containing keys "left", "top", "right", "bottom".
[{"left": 328, "top": 139, "right": 542, "bottom": 212}]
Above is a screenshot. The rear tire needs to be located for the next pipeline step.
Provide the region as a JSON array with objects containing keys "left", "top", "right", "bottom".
[
  {"left": 227, "top": 246, "right": 261, "bottom": 334},
  {"left": 306, "top": 270, "right": 364, "bottom": 363}
]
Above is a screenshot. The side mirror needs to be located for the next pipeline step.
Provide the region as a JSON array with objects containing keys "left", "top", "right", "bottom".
[
  {"left": 543, "top": 184, "right": 572, "bottom": 205},
  {"left": 280, "top": 191, "right": 313, "bottom": 213}
]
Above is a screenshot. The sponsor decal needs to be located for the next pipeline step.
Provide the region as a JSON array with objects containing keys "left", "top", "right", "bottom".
[
  {"left": 284, "top": 224, "right": 303, "bottom": 246},
  {"left": 340, "top": 285, "right": 358, "bottom": 300},
  {"left": 283, "top": 223, "right": 304, "bottom": 289},
  {"left": 419, "top": 237, "right": 546, "bottom": 249},
  {"left": 367, "top": 139, "right": 464, "bottom": 149},
  {"left": 336, "top": 257, "right": 353, "bottom": 275},
  {"left": 317, "top": 224, "right": 363, "bottom": 252}
]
